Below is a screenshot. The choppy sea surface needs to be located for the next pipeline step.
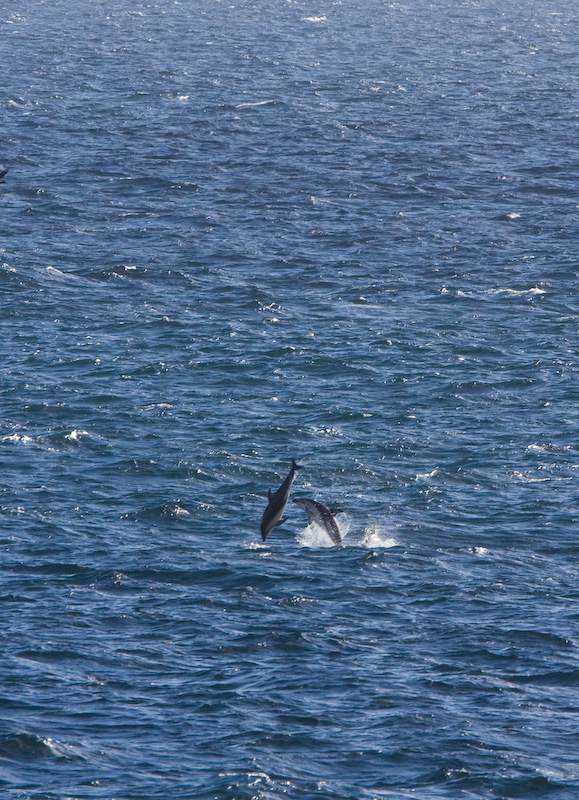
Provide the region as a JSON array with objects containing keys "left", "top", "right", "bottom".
[{"left": 2, "top": 0, "right": 579, "bottom": 797}]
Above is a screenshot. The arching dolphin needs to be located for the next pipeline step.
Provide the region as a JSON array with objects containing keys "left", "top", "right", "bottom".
[
  {"left": 260, "top": 459, "right": 302, "bottom": 542},
  {"left": 0, "top": 167, "right": 9, "bottom": 180},
  {"left": 292, "top": 498, "right": 344, "bottom": 546}
]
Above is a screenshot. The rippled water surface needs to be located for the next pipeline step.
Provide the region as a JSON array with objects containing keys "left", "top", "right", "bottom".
[{"left": 2, "top": 0, "right": 579, "bottom": 797}]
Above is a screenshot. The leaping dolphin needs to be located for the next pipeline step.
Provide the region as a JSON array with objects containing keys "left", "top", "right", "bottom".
[
  {"left": 292, "top": 498, "right": 344, "bottom": 546},
  {"left": 260, "top": 458, "right": 302, "bottom": 542}
]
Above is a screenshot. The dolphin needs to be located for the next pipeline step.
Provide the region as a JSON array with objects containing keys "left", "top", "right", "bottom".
[
  {"left": 260, "top": 458, "right": 302, "bottom": 542},
  {"left": 0, "top": 167, "right": 8, "bottom": 180},
  {"left": 292, "top": 498, "right": 344, "bottom": 546}
]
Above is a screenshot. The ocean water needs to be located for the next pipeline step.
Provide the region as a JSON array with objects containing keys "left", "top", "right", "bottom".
[{"left": 2, "top": 0, "right": 579, "bottom": 797}]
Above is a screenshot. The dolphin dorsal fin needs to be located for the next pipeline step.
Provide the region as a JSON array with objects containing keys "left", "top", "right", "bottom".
[{"left": 268, "top": 489, "right": 273, "bottom": 501}]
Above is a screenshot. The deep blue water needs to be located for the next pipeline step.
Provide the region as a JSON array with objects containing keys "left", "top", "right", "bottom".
[{"left": 2, "top": 0, "right": 579, "bottom": 797}]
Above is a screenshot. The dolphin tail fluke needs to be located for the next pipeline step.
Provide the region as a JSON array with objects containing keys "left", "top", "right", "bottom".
[{"left": 291, "top": 458, "right": 302, "bottom": 471}]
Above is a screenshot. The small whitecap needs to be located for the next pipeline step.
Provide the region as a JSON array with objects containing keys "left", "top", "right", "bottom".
[
  {"left": 236, "top": 99, "right": 276, "bottom": 109},
  {"left": 65, "top": 429, "right": 89, "bottom": 442},
  {"left": 280, "top": 595, "right": 315, "bottom": 607},
  {"left": 303, "top": 16, "right": 327, "bottom": 23},
  {"left": 10, "top": 506, "right": 27, "bottom": 515},
  {"left": 2, "top": 433, "right": 33, "bottom": 445},
  {"left": 416, "top": 469, "right": 437, "bottom": 480},
  {"left": 247, "top": 771, "right": 274, "bottom": 787},
  {"left": 42, "top": 737, "right": 83, "bottom": 759},
  {"left": 511, "top": 470, "right": 550, "bottom": 484},
  {"left": 172, "top": 505, "right": 190, "bottom": 517},
  {"left": 526, "top": 442, "right": 568, "bottom": 453},
  {"left": 141, "top": 403, "right": 173, "bottom": 412},
  {"left": 488, "top": 287, "right": 545, "bottom": 297}
]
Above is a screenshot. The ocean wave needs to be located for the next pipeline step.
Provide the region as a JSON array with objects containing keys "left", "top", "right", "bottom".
[{"left": 0, "top": 733, "right": 82, "bottom": 761}]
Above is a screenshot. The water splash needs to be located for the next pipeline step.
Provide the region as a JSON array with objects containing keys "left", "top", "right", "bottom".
[
  {"left": 297, "top": 516, "right": 398, "bottom": 549},
  {"left": 358, "top": 523, "right": 399, "bottom": 549}
]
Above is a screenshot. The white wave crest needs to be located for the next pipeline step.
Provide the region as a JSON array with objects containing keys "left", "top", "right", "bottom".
[
  {"left": 65, "top": 429, "right": 89, "bottom": 442},
  {"left": 2, "top": 433, "right": 33, "bottom": 445}
]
